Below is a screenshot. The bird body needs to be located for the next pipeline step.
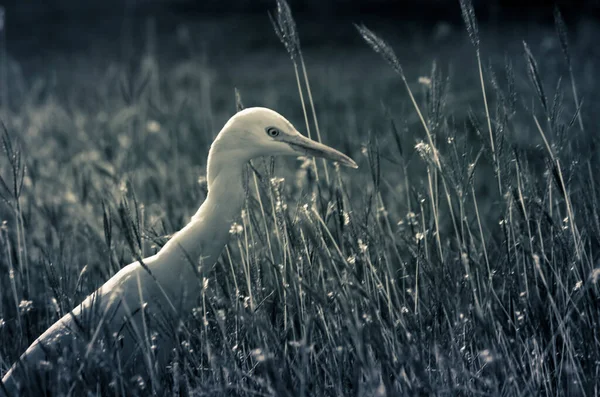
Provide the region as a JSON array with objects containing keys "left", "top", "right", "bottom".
[{"left": 1, "top": 107, "right": 356, "bottom": 395}]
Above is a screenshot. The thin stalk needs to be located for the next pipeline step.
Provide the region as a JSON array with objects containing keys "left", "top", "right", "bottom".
[
  {"left": 472, "top": 185, "right": 491, "bottom": 282},
  {"left": 427, "top": 168, "right": 443, "bottom": 261},
  {"left": 476, "top": 53, "right": 502, "bottom": 195},
  {"left": 252, "top": 170, "right": 275, "bottom": 263},
  {"left": 299, "top": 55, "right": 330, "bottom": 183},
  {"left": 533, "top": 115, "right": 581, "bottom": 261},
  {"left": 293, "top": 63, "right": 319, "bottom": 181},
  {"left": 2, "top": 227, "right": 21, "bottom": 333}
]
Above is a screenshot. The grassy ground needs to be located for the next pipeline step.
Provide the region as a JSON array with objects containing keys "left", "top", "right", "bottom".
[{"left": 0, "top": 2, "right": 599, "bottom": 395}]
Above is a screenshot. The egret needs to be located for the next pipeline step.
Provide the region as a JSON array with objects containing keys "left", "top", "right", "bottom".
[{"left": 1, "top": 107, "right": 357, "bottom": 395}]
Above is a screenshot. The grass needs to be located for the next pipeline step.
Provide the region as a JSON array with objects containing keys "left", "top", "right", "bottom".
[{"left": 0, "top": 1, "right": 599, "bottom": 395}]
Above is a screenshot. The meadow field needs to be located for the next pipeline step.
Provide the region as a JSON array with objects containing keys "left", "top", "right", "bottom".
[{"left": 0, "top": 1, "right": 599, "bottom": 395}]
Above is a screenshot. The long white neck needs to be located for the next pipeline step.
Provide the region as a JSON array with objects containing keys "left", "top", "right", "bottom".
[{"left": 158, "top": 136, "right": 247, "bottom": 269}]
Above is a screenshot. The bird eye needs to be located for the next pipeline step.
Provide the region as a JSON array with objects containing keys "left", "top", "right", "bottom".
[{"left": 266, "top": 127, "right": 280, "bottom": 138}]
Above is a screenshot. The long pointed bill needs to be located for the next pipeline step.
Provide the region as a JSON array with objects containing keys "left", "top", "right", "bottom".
[{"left": 285, "top": 134, "right": 358, "bottom": 169}]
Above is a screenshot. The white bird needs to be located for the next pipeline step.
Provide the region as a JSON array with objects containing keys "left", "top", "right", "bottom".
[{"left": 1, "top": 107, "right": 357, "bottom": 396}]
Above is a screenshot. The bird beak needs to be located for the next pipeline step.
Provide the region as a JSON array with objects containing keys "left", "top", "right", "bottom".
[{"left": 285, "top": 134, "right": 358, "bottom": 169}]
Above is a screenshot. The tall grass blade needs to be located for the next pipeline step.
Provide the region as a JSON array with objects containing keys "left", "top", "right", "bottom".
[
  {"left": 554, "top": 6, "right": 584, "bottom": 132},
  {"left": 459, "top": 0, "right": 480, "bottom": 52},
  {"left": 355, "top": 24, "right": 403, "bottom": 75},
  {"left": 523, "top": 41, "right": 548, "bottom": 115}
]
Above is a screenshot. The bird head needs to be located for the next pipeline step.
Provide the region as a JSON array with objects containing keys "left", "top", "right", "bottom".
[
  {"left": 213, "top": 107, "right": 357, "bottom": 167},
  {"left": 207, "top": 107, "right": 357, "bottom": 186}
]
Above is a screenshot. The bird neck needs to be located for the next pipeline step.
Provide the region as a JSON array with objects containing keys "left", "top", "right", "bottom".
[
  {"left": 150, "top": 162, "right": 246, "bottom": 314},
  {"left": 159, "top": 161, "right": 246, "bottom": 267},
  {"left": 195, "top": 164, "right": 246, "bottom": 224}
]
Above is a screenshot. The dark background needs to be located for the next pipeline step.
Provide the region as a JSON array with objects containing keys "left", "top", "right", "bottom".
[
  {"left": 1, "top": 0, "right": 598, "bottom": 63},
  {"left": 2, "top": 0, "right": 599, "bottom": 27}
]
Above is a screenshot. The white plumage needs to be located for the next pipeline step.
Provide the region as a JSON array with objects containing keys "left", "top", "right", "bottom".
[{"left": 1, "top": 107, "right": 356, "bottom": 395}]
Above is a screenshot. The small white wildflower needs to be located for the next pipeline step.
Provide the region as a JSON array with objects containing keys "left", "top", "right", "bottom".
[
  {"left": 591, "top": 268, "right": 600, "bottom": 283},
  {"left": 64, "top": 190, "right": 77, "bottom": 204},
  {"left": 19, "top": 300, "right": 33, "bottom": 314},
  {"left": 37, "top": 360, "right": 53, "bottom": 371},
  {"left": 406, "top": 211, "right": 418, "bottom": 226},
  {"left": 229, "top": 222, "right": 243, "bottom": 236},
  {"left": 251, "top": 348, "right": 267, "bottom": 362},
  {"left": 415, "top": 141, "right": 432, "bottom": 159},
  {"left": 119, "top": 180, "right": 128, "bottom": 194},
  {"left": 275, "top": 199, "right": 287, "bottom": 212},
  {"left": 192, "top": 307, "right": 202, "bottom": 319},
  {"left": 461, "top": 252, "right": 469, "bottom": 267},
  {"left": 515, "top": 310, "right": 525, "bottom": 322},
  {"left": 479, "top": 349, "right": 494, "bottom": 364},
  {"left": 270, "top": 177, "right": 285, "bottom": 188},
  {"left": 573, "top": 280, "right": 583, "bottom": 291},
  {"left": 357, "top": 239, "right": 368, "bottom": 253},
  {"left": 418, "top": 76, "right": 432, "bottom": 87},
  {"left": 415, "top": 232, "right": 425, "bottom": 242},
  {"left": 117, "top": 134, "right": 131, "bottom": 149},
  {"left": 49, "top": 297, "right": 60, "bottom": 314},
  {"left": 150, "top": 332, "right": 159, "bottom": 352},
  {"left": 343, "top": 211, "right": 351, "bottom": 226},
  {"left": 377, "top": 206, "right": 388, "bottom": 217},
  {"left": 146, "top": 120, "right": 161, "bottom": 133},
  {"left": 375, "top": 382, "right": 386, "bottom": 397},
  {"left": 132, "top": 375, "right": 146, "bottom": 389},
  {"left": 347, "top": 255, "right": 357, "bottom": 265},
  {"left": 180, "top": 340, "right": 192, "bottom": 352}
]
